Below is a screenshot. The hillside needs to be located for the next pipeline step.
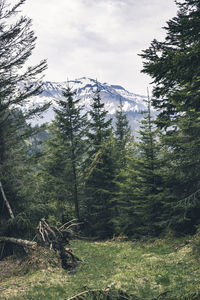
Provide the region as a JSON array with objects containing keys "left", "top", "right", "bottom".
[{"left": 1, "top": 235, "right": 200, "bottom": 300}]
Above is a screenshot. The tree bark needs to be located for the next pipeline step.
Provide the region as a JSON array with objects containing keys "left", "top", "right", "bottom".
[{"left": 0, "top": 180, "right": 14, "bottom": 219}]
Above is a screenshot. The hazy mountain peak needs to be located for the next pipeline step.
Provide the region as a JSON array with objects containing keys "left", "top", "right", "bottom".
[{"left": 29, "top": 77, "right": 150, "bottom": 130}]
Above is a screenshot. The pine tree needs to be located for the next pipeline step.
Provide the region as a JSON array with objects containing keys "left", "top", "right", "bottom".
[
  {"left": 32, "top": 126, "right": 73, "bottom": 224},
  {"left": 110, "top": 99, "right": 136, "bottom": 236},
  {"left": 83, "top": 87, "right": 115, "bottom": 238},
  {"left": 38, "top": 87, "right": 87, "bottom": 221},
  {"left": 0, "top": 0, "right": 48, "bottom": 189},
  {"left": 87, "top": 86, "right": 112, "bottom": 153},
  {"left": 114, "top": 98, "right": 132, "bottom": 168},
  {"left": 137, "top": 94, "right": 164, "bottom": 236},
  {"left": 0, "top": 0, "right": 48, "bottom": 255},
  {"left": 140, "top": 0, "right": 200, "bottom": 233},
  {"left": 110, "top": 142, "right": 141, "bottom": 237}
]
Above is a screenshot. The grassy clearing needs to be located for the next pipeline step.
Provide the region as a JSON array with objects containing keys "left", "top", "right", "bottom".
[{"left": 0, "top": 235, "right": 200, "bottom": 299}]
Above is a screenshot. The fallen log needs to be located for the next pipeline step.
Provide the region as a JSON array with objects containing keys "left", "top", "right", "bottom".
[
  {"left": 0, "top": 218, "right": 80, "bottom": 270},
  {"left": 0, "top": 236, "right": 37, "bottom": 248}
]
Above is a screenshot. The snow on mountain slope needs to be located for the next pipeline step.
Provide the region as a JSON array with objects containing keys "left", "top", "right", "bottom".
[{"left": 30, "top": 77, "right": 150, "bottom": 130}]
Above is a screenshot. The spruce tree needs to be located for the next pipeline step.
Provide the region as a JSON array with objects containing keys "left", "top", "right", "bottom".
[
  {"left": 33, "top": 126, "right": 74, "bottom": 224},
  {"left": 39, "top": 87, "right": 87, "bottom": 221},
  {"left": 111, "top": 99, "right": 136, "bottom": 236},
  {"left": 137, "top": 95, "right": 164, "bottom": 236},
  {"left": 87, "top": 86, "right": 112, "bottom": 153},
  {"left": 0, "top": 0, "right": 48, "bottom": 191},
  {"left": 114, "top": 98, "right": 132, "bottom": 168},
  {"left": 84, "top": 87, "right": 115, "bottom": 238},
  {"left": 0, "top": 0, "right": 48, "bottom": 256},
  {"left": 140, "top": 0, "right": 200, "bottom": 233},
  {"left": 110, "top": 143, "right": 141, "bottom": 237}
]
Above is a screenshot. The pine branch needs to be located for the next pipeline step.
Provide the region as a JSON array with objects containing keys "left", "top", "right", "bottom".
[{"left": 176, "top": 189, "right": 200, "bottom": 208}]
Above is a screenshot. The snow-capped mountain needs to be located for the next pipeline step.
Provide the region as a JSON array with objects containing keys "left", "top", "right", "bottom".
[{"left": 31, "top": 77, "right": 150, "bottom": 131}]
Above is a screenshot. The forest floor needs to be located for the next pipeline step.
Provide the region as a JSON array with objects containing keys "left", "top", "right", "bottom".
[{"left": 0, "top": 233, "right": 200, "bottom": 299}]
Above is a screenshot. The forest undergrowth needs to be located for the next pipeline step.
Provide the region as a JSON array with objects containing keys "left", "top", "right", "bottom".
[{"left": 1, "top": 234, "right": 200, "bottom": 300}]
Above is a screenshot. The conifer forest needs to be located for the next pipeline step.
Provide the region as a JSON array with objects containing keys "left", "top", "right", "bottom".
[{"left": 0, "top": 1, "right": 200, "bottom": 298}]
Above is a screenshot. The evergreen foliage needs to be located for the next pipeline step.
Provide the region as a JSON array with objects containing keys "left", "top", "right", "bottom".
[
  {"left": 140, "top": 0, "right": 200, "bottom": 233},
  {"left": 2, "top": 0, "right": 200, "bottom": 255},
  {"left": 53, "top": 87, "right": 87, "bottom": 220},
  {"left": 83, "top": 87, "right": 115, "bottom": 238},
  {"left": 137, "top": 95, "right": 165, "bottom": 236},
  {"left": 87, "top": 86, "right": 112, "bottom": 153},
  {"left": 111, "top": 146, "right": 141, "bottom": 237},
  {"left": 0, "top": 0, "right": 49, "bottom": 255},
  {"left": 35, "top": 87, "right": 87, "bottom": 223},
  {"left": 114, "top": 98, "right": 132, "bottom": 168},
  {"left": 111, "top": 100, "right": 138, "bottom": 236}
]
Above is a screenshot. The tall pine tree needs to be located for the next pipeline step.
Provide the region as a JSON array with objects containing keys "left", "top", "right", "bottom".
[
  {"left": 53, "top": 87, "right": 87, "bottom": 219},
  {"left": 140, "top": 0, "right": 200, "bottom": 233},
  {"left": 137, "top": 93, "right": 164, "bottom": 236},
  {"left": 83, "top": 86, "right": 115, "bottom": 238},
  {"left": 38, "top": 87, "right": 87, "bottom": 222},
  {"left": 0, "top": 0, "right": 48, "bottom": 251},
  {"left": 111, "top": 99, "right": 136, "bottom": 236}
]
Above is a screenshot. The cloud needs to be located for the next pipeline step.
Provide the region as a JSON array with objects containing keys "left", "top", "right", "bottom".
[{"left": 22, "top": 0, "right": 177, "bottom": 94}]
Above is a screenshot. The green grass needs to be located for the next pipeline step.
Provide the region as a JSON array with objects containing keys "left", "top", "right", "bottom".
[{"left": 1, "top": 236, "right": 200, "bottom": 299}]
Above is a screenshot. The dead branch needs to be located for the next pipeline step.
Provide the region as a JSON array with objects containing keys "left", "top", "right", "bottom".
[
  {"left": 68, "top": 287, "right": 133, "bottom": 300},
  {"left": 0, "top": 180, "right": 14, "bottom": 219},
  {"left": 59, "top": 219, "right": 78, "bottom": 231},
  {"left": 37, "top": 218, "right": 66, "bottom": 250},
  {"left": 0, "top": 242, "right": 5, "bottom": 260},
  {"left": 36, "top": 218, "right": 80, "bottom": 270},
  {"left": 68, "top": 289, "right": 103, "bottom": 300}
]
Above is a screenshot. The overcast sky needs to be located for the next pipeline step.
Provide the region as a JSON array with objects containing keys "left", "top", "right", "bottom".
[{"left": 22, "top": 0, "right": 178, "bottom": 95}]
